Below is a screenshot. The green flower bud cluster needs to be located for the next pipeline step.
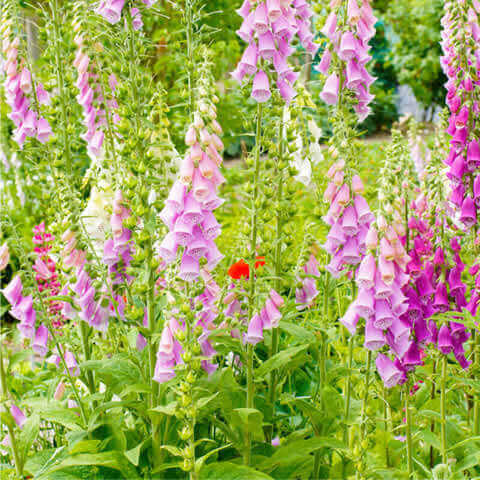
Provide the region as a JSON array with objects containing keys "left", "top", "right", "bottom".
[{"left": 378, "top": 129, "right": 413, "bottom": 223}]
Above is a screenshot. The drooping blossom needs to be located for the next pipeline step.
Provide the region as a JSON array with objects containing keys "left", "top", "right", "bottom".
[
  {"left": 340, "top": 132, "right": 413, "bottom": 388},
  {"left": 95, "top": 0, "right": 156, "bottom": 26},
  {"left": 32, "top": 223, "right": 64, "bottom": 329},
  {"left": 440, "top": 0, "right": 480, "bottom": 227},
  {"left": 399, "top": 125, "right": 477, "bottom": 372},
  {"left": 154, "top": 57, "right": 225, "bottom": 382},
  {"left": 0, "top": 16, "right": 52, "bottom": 148},
  {"left": 0, "top": 243, "right": 9, "bottom": 271},
  {"left": 157, "top": 70, "right": 225, "bottom": 281},
  {"left": 321, "top": 160, "right": 375, "bottom": 279},
  {"left": 245, "top": 288, "right": 284, "bottom": 346},
  {"left": 71, "top": 15, "right": 120, "bottom": 161},
  {"left": 1, "top": 275, "right": 38, "bottom": 342},
  {"left": 104, "top": 190, "right": 134, "bottom": 286},
  {"left": 60, "top": 230, "right": 118, "bottom": 332},
  {"left": 316, "top": 0, "right": 377, "bottom": 121},
  {"left": 10, "top": 404, "right": 26, "bottom": 429},
  {"left": 232, "top": 0, "right": 318, "bottom": 103},
  {"left": 296, "top": 254, "right": 320, "bottom": 310}
]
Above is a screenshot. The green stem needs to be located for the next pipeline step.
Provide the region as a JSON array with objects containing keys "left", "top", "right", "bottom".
[
  {"left": 0, "top": 345, "right": 23, "bottom": 477},
  {"left": 474, "top": 320, "right": 480, "bottom": 436},
  {"left": 185, "top": 0, "right": 194, "bottom": 119},
  {"left": 430, "top": 360, "right": 437, "bottom": 468},
  {"left": 383, "top": 386, "right": 390, "bottom": 468},
  {"left": 405, "top": 385, "right": 413, "bottom": 478},
  {"left": 440, "top": 355, "right": 448, "bottom": 464},
  {"left": 79, "top": 322, "right": 95, "bottom": 397},
  {"left": 145, "top": 240, "right": 157, "bottom": 409},
  {"left": 51, "top": 0, "right": 72, "bottom": 176},
  {"left": 244, "top": 102, "right": 263, "bottom": 467},
  {"left": 268, "top": 113, "right": 285, "bottom": 417},
  {"left": 343, "top": 336, "right": 354, "bottom": 444},
  {"left": 360, "top": 350, "right": 372, "bottom": 439}
]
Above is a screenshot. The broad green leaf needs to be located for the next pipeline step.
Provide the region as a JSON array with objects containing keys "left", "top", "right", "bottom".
[
  {"left": 454, "top": 452, "right": 480, "bottom": 473},
  {"left": 37, "top": 451, "right": 140, "bottom": 479},
  {"left": 18, "top": 414, "right": 40, "bottom": 464},
  {"left": 160, "top": 445, "right": 183, "bottom": 457},
  {"left": 199, "top": 462, "right": 273, "bottom": 480},
  {"left": 280, "top": 395, "right": 323, "bottom": 433},
  {"left": 68, "top": 440, "right": 101, "bottom": 455},
  {"left": 151, "top": 462, "right": 183, "bottom": 474},
  {"left": 149, "top": 401, "right": 177, "bottom": 416},
  {"left": 81, "top": 356, "right": 142, "bottom": 391},
  {"left": 259, "top": 436, "right": 345, "bottom": 472},
  {"left": 231, "top": 408, "right": 264, "bottom": 443},
  {"left": 35, "top": 406, "right": 83, "bottom": 431},
  {"left": 419, "top": 429, "right": 438, "bottom": 448},
  {"left": 254, "top": 344, "right": 309, "bottom": 380},
  {"left": 279, "top": 321, "right": 316, "bottom": 343},
  {"left": 8, "top": 351, "right": 31, "bottom": 371},
  {"left": 24, "top": 447, "right": 67, "bottom": 477},
  {"left": 89, "top": 400, "right": 144, "bottom": 429},
  {"left": 120, "top": 383, "right": 151, "bottom": 397},
  {"left": 194, "top": 443, "right": 232, "bottom": 473},
  {"left": 447, "top": 435, "right": 480, "bottom": 451},
  {"left": 197, "top": 392, "right": 220, "bottom": 410},
  {"left": 124, "top": 442, "right": 143, "bottom": 466}
]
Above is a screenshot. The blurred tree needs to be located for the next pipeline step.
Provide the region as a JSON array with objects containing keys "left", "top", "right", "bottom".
[{"left": 386, "top": 0, "right": 445, "bottom": 116}]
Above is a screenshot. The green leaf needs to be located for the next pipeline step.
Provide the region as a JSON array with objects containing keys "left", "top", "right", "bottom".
[
  {"left": 8, "top": 351, "right": 31, "bottom": 371},
  {"left": 447, "top": 435, "right": 480, "bottom": 451},
  {"left": 35, "top": 406, "right": 83, "bottom": 431},
  {"left": 160, "top": 445, "right": 184, "bottom": 457},
  {"left": 197, "top": 392, "right": 220, "bottom": 410},
  {"left": 195, "top": 443, "right": 232, "bottom": 474},
  {"left": 279, "top": 322, "right": 316, "bottom": 343},
  {"left": 230, "top": 408, "right": 264, "bottom": 443},
  {"left": 258, "top": 436, "right": 345, "bottom": 472},
  {"left": 419, "top": 429, "right": 438, "bottom": 448},
  {"left": 81, "top": 356, "right": 142, "bottom": 391},
  {"left": 124, "top": 442, "right": 143, "bottom": 466},
  {"left": 149, "top": 401, "right": 177, "bottom": 416},
  {"left": 454, "top": 452, "right": 480, "bottom": 473},
  {"left": 68, "top": 440, "right": 101, "bottom": 455},
  {"left": 18, "top": 414, "right": 39, "bottom": 464},
  {"left": 24, "top": 447, "right": 67, "bottom": 477},
  {"left": 89, "top": 400, "right": 145, "bottom": 429},
  {"left": 199, "top": 462, "right": 273, "bottom": 480},
  {"left": 254, "top": 344, "right": 309, "bottom": 381},
  {"left": 120, "top": 383, "right": 151, "bottom": 397},
  {"left": 37, "top": 451, "right": 140, "bottom": 479}
]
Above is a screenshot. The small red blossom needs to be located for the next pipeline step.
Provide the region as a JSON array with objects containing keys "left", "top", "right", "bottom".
[
  {"left": 228, "top": 257, "right": 266, "bottom": 280},
  {"left": 228, "top": 259, "right": 250, "bottom": 279},
  {"left": 255, "top": 256, "right": 266, "bottom": 268}
]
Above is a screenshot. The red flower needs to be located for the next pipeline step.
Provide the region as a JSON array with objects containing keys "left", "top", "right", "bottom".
[
  {"left": 255, "top": 256, "right": 266, "bottom": 269},
  {"left": 228, "top": 257, "right": 265, "bottom": 280},
  {"left": 228, "top": 259, "right": 250, "bottom": 279}
]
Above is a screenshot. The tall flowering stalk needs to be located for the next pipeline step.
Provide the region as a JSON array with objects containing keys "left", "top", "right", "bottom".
[
  {"left": 0, "top": 1, "right": 52, "bottom": 149},
  {"left": 232, "top": 0, "right": 319, "bottom": 464},
  {"left": 317, "top": 1, "right": 379, "bottom": 472},
  {"left": 440, "top": 0, "right": 480, "bottom": 227},
  {"left": 72, "top": 6, "right": 120, "bottom": 164},
  {"left": 155, "top": 49, "right": 224, "bottom": 478}
]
